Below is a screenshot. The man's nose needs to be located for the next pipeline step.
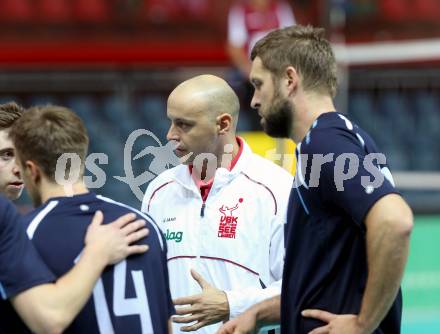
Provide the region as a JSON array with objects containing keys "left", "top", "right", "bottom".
[
  {"left": 166, "top": 125, "right": 179, "bottom": 142},
  {"left": 251, "top": 94, "right": 260, "bottom": 110}
]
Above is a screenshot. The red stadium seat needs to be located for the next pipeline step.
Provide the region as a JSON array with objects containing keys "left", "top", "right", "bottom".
[
  {"left": 0, "top": 0, "right": 33, "bottom": 22},
  {"left": 72, "top": 0, "right": 111, "bottom": 23},
  {"left": 142, "top": 0, "right": 183, "bottom": 23},
  {"left": 413, "top": 0, "right": 440, "bottom": 21},
  {"left": 379, "top": 0, "right": 409, "bottom": 22},
  {"left": 36, "top": 0, "right": 72, "bottom": 23},
  {"left": 179, "top": 0, "right": 210, "bottom": 20}
]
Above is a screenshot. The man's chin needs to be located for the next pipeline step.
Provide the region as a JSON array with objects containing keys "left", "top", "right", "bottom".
[
  {"left": 177, "top": 152, "right": 194, "bottom": 164},
  {"left": 6, "top": 191, "right": 22, "bottom": 201},
  {"left": 5, "top": 186, "right": 24, "bottom": 201},
  {"left": 261, "top": 121, "right": 289, "bottom": 138},
  {"left": 261, "top": 118, "right": 276, "bottom": 136}
]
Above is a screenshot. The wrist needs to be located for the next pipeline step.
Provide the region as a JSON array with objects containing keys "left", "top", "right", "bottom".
[
  {"left": 250, "top": 306, "right": 263, "bottom": 331},
  {"left": 251, "top": 303, "right": 263, "bottom": 322},
  {"left": 82, "top": 244, "right": 108, "bottom": 269},
  {"left": 220, "top": 291, "right": 231, "bottom": 321},
  {"left": 356, "top": 315, "right": 375, "bottom": 334}
]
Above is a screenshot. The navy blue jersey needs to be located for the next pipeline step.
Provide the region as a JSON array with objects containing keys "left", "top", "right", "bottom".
[
  {"left": 282, "top": 112, "right": 401, "bottom": 334},
  {"left": 0, "top": 195, "right": 55, "bottom": 334},
  {"left": 23, "top": 192, "right": 174, "bottom": 334},
  {"left": 0, "top": 195, "right": 55, "bottom": 299}
]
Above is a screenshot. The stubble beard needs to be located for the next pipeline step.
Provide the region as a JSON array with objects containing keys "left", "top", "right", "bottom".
[{"left": 262, "top": 90, "right": 294, "bottom": 139}]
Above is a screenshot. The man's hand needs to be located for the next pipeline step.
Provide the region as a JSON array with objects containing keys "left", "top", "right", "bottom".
[
  {"left": 302, "top": 309, "right": 368, "bottom": 334},
  {"left": 173, "top": 269, "right": 230, "bottom": 331},
  {"left": 216, "top": 309, "right": 258, "bottom": 334},
  {"left": 84, "top": 211, "right": 149, "bottom": 265}
]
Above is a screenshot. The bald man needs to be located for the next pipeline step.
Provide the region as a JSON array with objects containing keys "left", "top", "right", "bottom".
[{"left": 141, "top": 75, "right": 293, "bottom": 334}]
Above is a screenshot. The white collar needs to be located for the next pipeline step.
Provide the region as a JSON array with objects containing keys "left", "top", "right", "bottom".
[{"left": 170, "top": 139, "right": 253, "bottom": 193}]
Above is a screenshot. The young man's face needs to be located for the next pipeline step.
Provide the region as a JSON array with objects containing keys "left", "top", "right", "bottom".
[
  {"left": 250, "top": 56, "right": 293, "bottom": 139},
  {"left": 0, "top": 129, "right": 24, "bottom": 200}
]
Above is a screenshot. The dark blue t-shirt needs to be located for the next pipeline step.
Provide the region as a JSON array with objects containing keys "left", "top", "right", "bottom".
[
  {"left": 0, "top": 195, "right": 55, "bottom": 334},
  {"left": 0, "top": 195, "right": 54, "bottom": 298},
  {"left": 282, "top": 112, "right": 401, "bottom": 334},
  {"left": 23, "top": 192, "right": 174, "bottom": 334}
]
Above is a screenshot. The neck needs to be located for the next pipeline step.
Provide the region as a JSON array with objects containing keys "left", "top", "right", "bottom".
[
  {"left": 291, "top": 92, "right": 336, "bottom": 143},
  {"left": 192, "top": 136, "right": 240, "bottom": 181},
  {"left": 41, "top": 180, "right": 89, "bottom": 203},
  {"left": 224, "top": 136, "right": 240, "bottom": 166}
]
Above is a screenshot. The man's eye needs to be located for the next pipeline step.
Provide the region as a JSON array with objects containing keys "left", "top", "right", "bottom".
[
  {"left": 252, "top": 81, "right": 262, "bottom": 89},
  {"left": 177, "top": 122, "right": 190, "bottom": 129},
  {"left": 0, "top": 151, "right": 13, "bottom": 160}
]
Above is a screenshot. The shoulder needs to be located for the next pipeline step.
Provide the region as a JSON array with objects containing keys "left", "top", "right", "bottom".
[
  {"left": 300, "top": 113, "right": 371, "bottom": 156},
  {"left": 0, "top": 196, "right": 20, "bottom": 233},
  {"left": 0, "top": 196, "right": 17, "bottom": 221},
  {"left": 96, "top": 194, "right": 153, "bottom": 222},
  {"left": 143, "top": 166, "right": 181, "bottom": 209},
  {"left": 241, "top": 153, "right": 293, "bottom": 213},
  {"left": 245, "top": 151, "right": 293, "bottom": 186},
  {"left": 23, "top": 200, "right": 60, "bottom": 235},
  {"left": 147, "top": 166, "right": 179, "bottom": 192},
  {"left": 96, "top": 195, "right": 165, "bottom": 250}
]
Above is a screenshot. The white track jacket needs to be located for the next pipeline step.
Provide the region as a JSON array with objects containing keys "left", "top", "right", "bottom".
[{"left": 142, "top": 140, "right": 293, "bottom": 334}]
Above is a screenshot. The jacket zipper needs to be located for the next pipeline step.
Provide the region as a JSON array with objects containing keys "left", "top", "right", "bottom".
[{"left": 200, "top": 202, "right": 206, "bottom": 217}]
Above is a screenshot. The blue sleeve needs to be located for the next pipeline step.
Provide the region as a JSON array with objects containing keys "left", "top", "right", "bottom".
[
  {"left": 0, "top": 197, "right": 55, "bottom": 299},
  {"left": 161, "top": 233, "right": 175, "bottom": 317},
  {"left": 300, "top": 127, "right": 398, "bottom": 226}
]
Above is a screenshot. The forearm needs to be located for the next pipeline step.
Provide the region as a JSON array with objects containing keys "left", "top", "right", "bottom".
[
  {"left": 255, "top": 295, "right": 281, "bottom": 325},
  {"left": 168, "top": 319, "right": 173, "bottom": 334},
  {"left": 48, "top": 244, "right": 108, "bottom": 318},
  {"left": 226, "top": 44, "right": 251, "bottom": 78},
  {"left": 358, "top": 220, "right": 411, "bottom": 331},
  {"left": 12, "top": 244, "right": 107, "bottom": 334}
]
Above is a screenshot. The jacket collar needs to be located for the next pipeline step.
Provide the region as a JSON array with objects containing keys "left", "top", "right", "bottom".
[{"left": 171, "top": 137, "right": 252, "bottom": 193}]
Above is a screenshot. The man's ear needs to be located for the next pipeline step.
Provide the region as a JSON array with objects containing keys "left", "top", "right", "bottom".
[
  {"left": 25, "top": 160, "right": 41, "bottom": 184},
  {"left": 285, "top": 66, "right": 300, "bottom": 96},
  {"left": 216, "top": 113, "right": 233, "bottom": 135}
]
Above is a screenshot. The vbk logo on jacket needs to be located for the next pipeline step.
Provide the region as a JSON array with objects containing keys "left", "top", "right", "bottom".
[{"left": 218, "top": 198, "right": 243, "bottom": 239}]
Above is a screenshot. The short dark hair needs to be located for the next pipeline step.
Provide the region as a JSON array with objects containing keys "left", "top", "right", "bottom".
[
  {"left": 251, "top": 25, "right": 338, "bottom": 97},
  {"left": 0, "top": 102, "right": 24, "bottom": 130},
  {"left": 9, "top": 105, "right": 89, "bottom": 181}
]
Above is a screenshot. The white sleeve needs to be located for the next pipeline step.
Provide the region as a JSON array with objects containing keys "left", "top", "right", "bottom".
[
  {"left": 224, "top": 214, "right": 284, "bottom": 318},
  {"left": 277, "top": 2, "right": 296, "bottom": 27},
  {"left": 227, "top": 5, "right": 248, "bottom": 47}
]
